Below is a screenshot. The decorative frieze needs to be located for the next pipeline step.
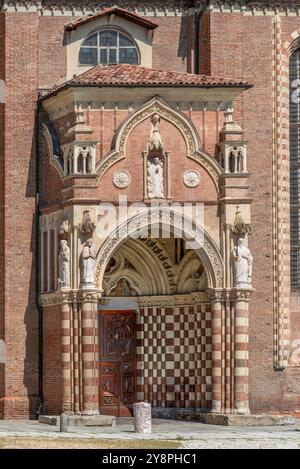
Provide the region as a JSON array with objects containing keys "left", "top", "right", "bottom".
[
  {"left": 4, "top": 1, "right": 300, "bottom": 17},
  {"left": 1, "top": 0, "right": 194, "bottom": 16}
]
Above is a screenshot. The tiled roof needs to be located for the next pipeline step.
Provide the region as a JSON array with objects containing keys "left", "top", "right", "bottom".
[
  {"left": 40, "top": 64, "right": 252, "bottom": 101},
  {"left": 64, "top": 6, "right": 159, "bottom": 31}
]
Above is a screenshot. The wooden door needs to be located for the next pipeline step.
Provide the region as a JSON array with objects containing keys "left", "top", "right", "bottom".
[{"left": 99, "top": 311, "right": 136, "bottom": 417}]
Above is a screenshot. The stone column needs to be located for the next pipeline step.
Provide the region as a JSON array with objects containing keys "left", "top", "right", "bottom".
[
  {"left": 233, "top": 289, "right": 251, "bottom": 415},
  {"left": 61, "top": 291, "right": 73, "bottom": 413},
  {"left": 209, "top": 291, "right": 223, "bottom": 413},
  {"left": 79, "top": 290, "right": 101, "bottom": 415}
]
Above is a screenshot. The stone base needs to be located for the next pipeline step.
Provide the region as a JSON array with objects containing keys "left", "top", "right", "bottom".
[
  {"left": 151, "top": 408, "right": 295, "bottom": 426},
  {"left": 39, "top": 414, "right": 116, "bottom": 427},
  {"left": 202, "top": 413, "right": 295, "bottom": 426}
]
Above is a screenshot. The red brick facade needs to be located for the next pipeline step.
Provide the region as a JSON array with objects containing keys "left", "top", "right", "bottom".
[{"left": 0, "top": 1, "right": 300, "bottom": 420}]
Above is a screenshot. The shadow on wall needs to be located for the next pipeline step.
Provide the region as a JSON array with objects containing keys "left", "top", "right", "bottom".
[
  {"left": 23, "top": 129, "right": 40, "bottom": 419},
  {"left": 178, "top": 15, "right": 189, "bottom": 65}
]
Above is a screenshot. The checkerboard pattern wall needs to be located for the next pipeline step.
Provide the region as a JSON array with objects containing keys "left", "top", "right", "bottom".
[{"left": 136, "top": 303, "right": 212, "bottom": 410}]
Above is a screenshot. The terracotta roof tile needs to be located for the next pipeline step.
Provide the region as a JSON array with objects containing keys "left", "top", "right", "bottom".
[
  {"left": 65, "top": 7, "right": 158, "bottom": 32},
  {"left": 40, "top": 64, "right": 252, "bottom": 101}
]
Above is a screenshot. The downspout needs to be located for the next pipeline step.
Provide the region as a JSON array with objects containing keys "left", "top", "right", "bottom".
[{"left": 35, "top": 101, "right": 43, "bottom": 416}]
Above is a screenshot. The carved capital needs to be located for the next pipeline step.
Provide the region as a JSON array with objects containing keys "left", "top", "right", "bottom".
[
  {"left": 40, "top": 289, "right": 77, "bottom": 306},
  {"left": 78, "top": 289, "right": 103, "bottom": 304}
]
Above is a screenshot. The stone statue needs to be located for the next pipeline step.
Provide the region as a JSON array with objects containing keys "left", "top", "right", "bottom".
[
  {"left": 232, "top": 238, "right": 253, "bottom": 287},
  {"left": 81, "top": 238, "right": 97, "bottom": 287},
  {"left": 149, "top": 114, "right": 164, "bottom": 151},
  {"left": 58, "top": 240, "right": 70, "bottom": 288},
  {"left": 147, "top": 157, "right": 164, "bottom": 198}
]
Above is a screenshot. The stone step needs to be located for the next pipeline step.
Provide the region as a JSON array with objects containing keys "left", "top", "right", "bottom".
[{"left": 39, "top": 414, "right": 116, "bottom": 427}]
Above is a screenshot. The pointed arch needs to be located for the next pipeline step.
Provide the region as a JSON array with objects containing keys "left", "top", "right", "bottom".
[
  {"left": 95, "top": 209, "right": 224, "bottom": 291},
  {"left": 96, "top": 97, "right": 222, "bottom": 190}
]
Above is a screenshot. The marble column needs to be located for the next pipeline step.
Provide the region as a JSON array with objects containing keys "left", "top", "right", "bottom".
[
  {"left": 61, "top": 292, "right": 73, "bottom": 413},
  {"left": 233, "top": 290, "right": 251, "bottom": 415},
  {"left": 79, "top": 290, "right": 101, "bottom": 415},
  {"left": 209, "top": 291, "right": 223, "bottom": 413}
]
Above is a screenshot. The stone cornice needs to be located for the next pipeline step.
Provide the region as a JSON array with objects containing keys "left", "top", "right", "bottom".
[
  {"left": 0, "top": 1, "right": 195, "bottom": 16},
  {"left": 198, "top": 1, "right": 300, "bottom": 15},
  {"left": 3, "top": 1, "right": 300, "bottom": 16}
]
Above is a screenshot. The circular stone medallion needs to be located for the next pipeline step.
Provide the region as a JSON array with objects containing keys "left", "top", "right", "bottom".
[
  {"left": 183, "top": 170, "right": 201, "bottom": 188},
  {"left": 113, "top": 171, "right": 131, "bottom": 189}
]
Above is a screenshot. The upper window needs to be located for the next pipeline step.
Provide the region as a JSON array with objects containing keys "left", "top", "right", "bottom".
[{"left": 79, "top": 29, "right": 140, "bottom": 66}]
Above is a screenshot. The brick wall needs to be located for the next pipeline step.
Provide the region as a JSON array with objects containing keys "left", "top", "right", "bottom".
[
  {"left": 1, "top": 12, "right": 40, "bottom": 419},
  {"left": 207, "top": 10, "right": 300, "bottom": 414},
  {"left": 42, "top": 305, "right": 62, "bottom": 415},
  {"left": 0, "top": 12, "right": 5, "bottom": 416}
]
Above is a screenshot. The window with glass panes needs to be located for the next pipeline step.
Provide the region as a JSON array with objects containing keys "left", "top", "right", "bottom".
[{"left": 79, "top": 29, "right": 139, "bottom": 66}]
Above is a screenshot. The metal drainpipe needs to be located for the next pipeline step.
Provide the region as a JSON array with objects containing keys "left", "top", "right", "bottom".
[{"left": 35, "top": 102, "right": 43, "bottom": 416}]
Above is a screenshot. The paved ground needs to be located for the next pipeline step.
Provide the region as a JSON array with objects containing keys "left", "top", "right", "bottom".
[{"left": 0, "top": 418, "right": 299, "bottom": 449}]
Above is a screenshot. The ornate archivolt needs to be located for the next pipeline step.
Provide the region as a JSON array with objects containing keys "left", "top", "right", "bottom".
[
  {"left": 95, "top": 209, "right": 224, "bottom": 291},
  {"left": 102, "top": 239, "right": 207, "bottom": 297},
  {"left": 102, "top": 238, "right": 176, "bottom": 296},
  {"left": 96, "top": 97, "right": 222, "bottom": 190}
]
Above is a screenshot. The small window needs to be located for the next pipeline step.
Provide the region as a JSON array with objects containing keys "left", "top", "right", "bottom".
[{"left": 79, "top": 29, "right": 140, "bottom": 66}]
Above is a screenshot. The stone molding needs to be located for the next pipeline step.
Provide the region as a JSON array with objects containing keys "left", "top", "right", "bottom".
[
  {"left": 207, "top": 287, "right": 253, "bottom": 302},
  {"left": 1, "top": 1, "right": 195, "bottom": 16},
  {"left": 47, "top": 101, "right": 229, "bottom": 122},
  {"left": 40, "top": 288, "right": 103, "bottom": 306},
  {"left": 40, "top": 288, "right": 254, "bottom": 307},
  {"left": 136, "top": 292, "right": 209, "bottom": 307}
]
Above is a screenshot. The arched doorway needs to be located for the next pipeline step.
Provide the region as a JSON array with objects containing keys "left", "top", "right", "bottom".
[{"left": 98, "top": 236, "right": 213, "bottom": 417}]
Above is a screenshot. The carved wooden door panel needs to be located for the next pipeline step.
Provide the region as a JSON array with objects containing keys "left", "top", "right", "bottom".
[{"left": 99, "top": 311, "right": 136, "bottom": 417}]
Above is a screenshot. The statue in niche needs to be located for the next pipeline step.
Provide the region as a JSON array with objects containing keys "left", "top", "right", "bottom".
[
  {"left": 81, "top": 238, "right": 97, "bottom": 287},
  {"left": 232, "top": 237, "right": 253, "bottom": 287},
  {"left": 149, "top": 114, "right": 164, "bottom": 151},
  {"left": 147, "top": 157, "right": 164, "bottom": 198},
  {"left": 58, "top": 240, "right": 70, "bottom": 288}
]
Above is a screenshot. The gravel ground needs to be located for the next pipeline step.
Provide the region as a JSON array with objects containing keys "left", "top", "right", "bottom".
[{"left": 0, "top": 418, "right": 299, "bottom": 449}]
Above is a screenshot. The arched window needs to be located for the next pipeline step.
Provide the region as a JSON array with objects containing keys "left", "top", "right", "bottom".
[
  {"left": 289, "top": 49, "right": 300, "bottom": 289},
  {"left": 79, "top": 29, "right": 140, "bottom": 66}
]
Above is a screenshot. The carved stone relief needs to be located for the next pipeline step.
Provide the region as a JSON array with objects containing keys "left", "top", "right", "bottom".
[
  {"left": 183, "top": 170, "right": 201, "bottom": 188},
  {"left": 113, "top": 170, "right": 131, "bottom": 189},
  {"left": 58, "top": 240, "right": 70, "bottom": 288}
]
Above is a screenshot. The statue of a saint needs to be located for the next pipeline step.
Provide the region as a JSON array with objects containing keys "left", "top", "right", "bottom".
[
  {"left": 58, "top": 240, "right": 70, "bottom": 288},
  {"left": 81, "top": 238, "right": 97, "bottom": 287},
  {"left": 232, "top": 238, "right": 253, "bottom": 287},
  {"left": 149, "top": 114, "right": 164, "bottom": 151},
  {"left": 147, "top": 157, "right": 164, "bottom": 198}
]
